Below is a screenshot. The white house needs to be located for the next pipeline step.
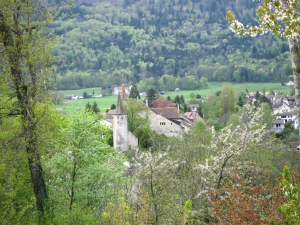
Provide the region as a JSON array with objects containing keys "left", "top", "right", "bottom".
[
  {"left": 275, "top": 112, "right": 298, "bottom": 129},
  {"left": 273, "top": 102, "right": 292, "bottom": 115},
  {"left": 71, "top": 95, "right": 79, "bottom": 100},
  {"left": 286, "top": 81, "right": 294, "bottom": 87},
  {"left": 272, "top": 120, "right": 285, "bottom": 132}
]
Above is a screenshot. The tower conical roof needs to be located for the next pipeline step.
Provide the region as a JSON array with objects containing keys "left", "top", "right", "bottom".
[
  {"left": 115, "top": 93, "right": 126, "bottom": 114},
  {"left": 120, "top": 84, "right": 126, "bottom": 100}
]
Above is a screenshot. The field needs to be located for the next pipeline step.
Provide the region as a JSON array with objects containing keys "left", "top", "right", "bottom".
[{"left": 58, "top": 82, "right": 292, "bottom": 113}]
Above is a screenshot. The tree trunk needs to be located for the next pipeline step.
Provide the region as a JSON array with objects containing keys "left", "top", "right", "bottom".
[
  {"left": 0, "top": 3, "right": 49, "bottom": 214},
  {"left": 288, "top": 37, "right": 300, "bottom": 135}
]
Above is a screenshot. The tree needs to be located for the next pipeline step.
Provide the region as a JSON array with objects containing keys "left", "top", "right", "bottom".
[
  {"left": 226, "top": 0, "right": 300, "bottom": 134},
  {"left": 255, "top": 90, "right": 261, "bottom": 100},
  {"left": 212, "top": 172, "right": 285, "bottom": 224},
  {"left": 85, "top": 102, "right": 92, "bottom": 112},
  {"left": 146, "top": 88, "right": 159, "bottom": 107},
  {"left": 110, "top": 104, "right": 116, "bottom": 110},
  {"left": 180, "top": 95, "right": 185, "bottom": 104},
  {"left": 82, "top": 92, "right": 89, "bottom": 99},
  {"left": 220, "top": 82, "right": 235, "bottom": 115},
  {"left": 279, "top": 166, "right": 300, "bottom": 224},
  {"left": 92, "top": 101, "right": 100, "bottom": 114},
  {"left": 237, "top": 95, "right": 245, "bottom": 107},
  {"left": 123, "top": 98, "right": 150, "bottom": 133},
  {"left": 45, "top": 113, "right": 127, "bottom": 217},
  {"left": 0, "top": 0, "right": 54, "bottom": 214},
  {"left": 129, "top": 83, "right": 140, "bottom": 99},
  {"left": 134, "top": 126, "right": 153, "bottom": 149},
  {"left": 174, "top": 95, "right": 181, "bottom": 105},
  {"left": 258, "top": 95, "right": 272, "bottom": 108}
]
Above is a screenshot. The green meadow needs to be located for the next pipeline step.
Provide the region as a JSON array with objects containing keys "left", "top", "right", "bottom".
[{"left": 58, "top": 82, "right": 292, "bottom": 114}]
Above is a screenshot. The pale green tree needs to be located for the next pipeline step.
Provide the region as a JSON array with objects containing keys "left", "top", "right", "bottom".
[
  {"left": 220, "top": 82, "right": 235, "bottom": 115},
  {"left": 45, "top": 113, "right": 127, "bottom": 218},
  {"left": 123, "top": 98, "right": 150, "bottom": 133}
]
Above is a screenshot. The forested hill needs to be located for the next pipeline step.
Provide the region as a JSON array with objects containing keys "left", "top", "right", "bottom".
[{"left": 50, "top": 0, "right": 292, "bottom": 91}]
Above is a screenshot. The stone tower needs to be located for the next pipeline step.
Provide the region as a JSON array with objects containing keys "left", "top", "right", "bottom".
[{"left": 113, "top": 93, "right": 128, "bottom": 152}]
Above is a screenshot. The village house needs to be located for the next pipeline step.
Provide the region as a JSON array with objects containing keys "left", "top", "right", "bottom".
[
  {"left": 149, "top": 107, "right": 192, "bottom": 137},
  {"left": 286, "top": 81, "right": 294, "bottom": 87},
  {"left": 275, "top": 112, "right": 299, "bottom": 129},
  {"left": 183, "top": 104, "right": 202, "bottom": 122},
  {"left": 273, "top": 102, "right": 292, "bottom": 115},
  {"left": 272, "top": 120, "right": 285, "bottom": 132},
  {"left": 266, "top": 94, "right": 285, "bottom": 106}
]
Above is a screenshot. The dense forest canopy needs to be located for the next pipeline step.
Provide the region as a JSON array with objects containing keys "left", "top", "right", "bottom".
[{"left": 50, "top": 0, "right": 292, "bottom": 90}]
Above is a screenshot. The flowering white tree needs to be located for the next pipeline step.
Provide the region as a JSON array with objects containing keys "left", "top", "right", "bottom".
[
  {"left": 226, "top": 0, "right": 300, "bottom": 133},
  {"left": 132, "top": 104, "right": 270, "bottom": 223},
  {"left": 209, "top": 104, "right": 267, "bottom": 191}
]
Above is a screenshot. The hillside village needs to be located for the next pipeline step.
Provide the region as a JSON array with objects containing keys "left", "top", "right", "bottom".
[
  {"left": 104, "top": 83, "right": 300, "bottom": 152},
  {"left": 3, "top": 0, "right": 300, "bottom": 224}
]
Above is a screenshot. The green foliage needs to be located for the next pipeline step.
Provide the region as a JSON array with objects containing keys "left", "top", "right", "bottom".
[
  {"left": 52, "top": 1, "right": 292, "bottom": 91},
  {"left": 237, "top": 95, "right": 245, "bottom": 107},
  {"left": 123, "top": 98, "right": 150, "bottom": 133},
  {"left": 102, "top": 195, "right": 132, "bottom": 225},
  {"left": 146, "top": 88, "right": 159, "bottom": 107},
  {"left": 258, "top": 95, "right": 272, "bottom": 107},
  {"left": 259, "top": 103, "right": 274, "bottom": 129},
  {"left": 134, "top": 126, "right": 153, "bottom": 149},
  {"left": 220, "top": 82, "right": 236, "bottom": 115},
  {"left": 174, "top": 95, "right": 181, "bottom": 104},
  {"left": 85, "top": 102, "right": 92, "bottom": 111},
  {"left": 45, "top": 112, "right": 127, "bottom": 217},
  {"left": 92, "top": 101, "right": 100, "bottom": 113},
  {"left": 110, "top": 103, "right": 116, "bottom": 110},
  {"left": 202, "top": 92, "right": 221, "bottom": 120},
  {"left": 183, "top": 200, "right": 193, "bottom": 225},
  {"left": 275, "top": 122, "right": 294, "bottom": 140},
  {"left": 192, "top": 121, "right": 212, "bottom": 147},
  {"left": 129, "top": 83, "right": 140, "bottom": 99},
  {"left": 83, "top": 92, "right": 88, "bottom": 99},
  {"left": 0, "top": 0, "right": 57, "bottom": 216},
  {"left": 279, "top": 166, "right": 300, "bottom": 224}
]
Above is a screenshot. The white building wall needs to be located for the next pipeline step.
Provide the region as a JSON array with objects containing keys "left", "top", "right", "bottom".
[
  {"left": 149, "top": 112, "right": 182, "bottom": 137},
  {"left": 128, "top": 131, "right": 138, "bottom": 150},
  {"left": 273, "top": 104, "right": 291, "bottom": 115},
  {"left": 113, "top": 114, "right": 128, "bottom": 152}
]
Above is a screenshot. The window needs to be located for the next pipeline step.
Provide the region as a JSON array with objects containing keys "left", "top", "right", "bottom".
[
  {"left": 120, "top": 116, "right": 125, "bottom": 124},
  {"left": 159, "top": 122, "right": 166, "bottom": 125}
]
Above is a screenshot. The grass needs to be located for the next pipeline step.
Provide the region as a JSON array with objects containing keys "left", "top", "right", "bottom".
[{"left": 58, "top": 82, "right": 292, "bottom": 114}]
